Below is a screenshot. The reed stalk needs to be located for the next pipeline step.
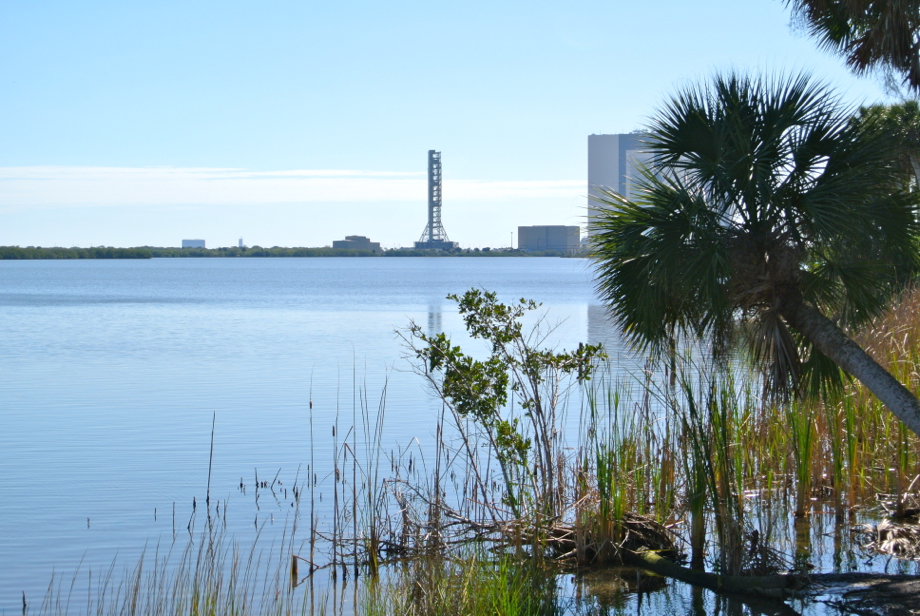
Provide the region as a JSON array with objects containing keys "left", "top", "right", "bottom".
[{"left": 39, "top": 286, "right": 920, "bottom": 614}]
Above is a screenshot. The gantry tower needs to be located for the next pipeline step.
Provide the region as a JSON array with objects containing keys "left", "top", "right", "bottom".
[{"left": 415, "top": 150, "right": 458, "bottom": 249}]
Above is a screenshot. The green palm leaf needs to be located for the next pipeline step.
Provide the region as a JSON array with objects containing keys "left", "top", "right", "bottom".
[{"left": 592, "top": 72, "right": 920, "bottom": 402}]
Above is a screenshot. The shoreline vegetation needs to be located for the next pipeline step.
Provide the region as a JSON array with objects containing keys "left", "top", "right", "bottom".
[
  {"left": 33, "top": 287, "right": 920, "bottom": 615},
  {"left": 0, "top": 245, "right": 581, "bottom": 260}
]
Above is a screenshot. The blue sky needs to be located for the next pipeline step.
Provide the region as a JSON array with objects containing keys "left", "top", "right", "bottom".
[{"left": 0, "top": 1, "right": 894, "bottom": 248}]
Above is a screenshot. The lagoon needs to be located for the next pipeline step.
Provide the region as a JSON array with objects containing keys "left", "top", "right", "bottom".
[
  {"left": 4, "top": 257, "right": 909, "bottom": 616},
  {"left": 0, "top": 257, "right": 639, "bottom": 613}
]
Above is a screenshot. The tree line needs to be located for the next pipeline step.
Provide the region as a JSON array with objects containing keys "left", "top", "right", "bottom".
[
  {"left": 0, "top": 245, "right": 570, "bottom": 259},
  {"left": 0, "top": 246, "right": 153, "bottom": 259}
]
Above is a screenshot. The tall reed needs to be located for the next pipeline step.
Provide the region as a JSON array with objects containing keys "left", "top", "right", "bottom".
[{"left": 37, "top": 520, "right": 313, "bottom": 616}]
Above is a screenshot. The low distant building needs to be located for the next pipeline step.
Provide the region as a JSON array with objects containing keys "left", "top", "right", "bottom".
[
  {"left": 182, "top": 239, "right": 206, "bottom": 248},
  {"left": 332, "top": 235, "right": 382, "bottom": 252},
  {"left": 414, "top": 239, "right": 459, "bottom": 250},
  {"left": 517, "top": 226, "right": 580, "bottom": 253}
]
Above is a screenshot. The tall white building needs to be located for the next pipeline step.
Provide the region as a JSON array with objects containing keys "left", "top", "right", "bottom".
[{"left": 587, "top": 133, "right": 650, "bottom": 236}]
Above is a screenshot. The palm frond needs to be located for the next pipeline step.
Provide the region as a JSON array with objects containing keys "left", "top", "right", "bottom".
[
  {"left": 741, "top": 308, "right": 801, "bottom": 398},
  {"left": 786, "top": 0, "right": 920, "bottom": 91},
  {"left": 592, "top": 71, "right": 920, "bottom": 400},
  {"left": 590, "top": 175, "right": 732, "bottom": 356}
]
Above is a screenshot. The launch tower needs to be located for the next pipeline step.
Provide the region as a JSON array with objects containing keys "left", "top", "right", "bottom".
[{"left": 415, "top": 150, "right": 458, "bottom": 250}]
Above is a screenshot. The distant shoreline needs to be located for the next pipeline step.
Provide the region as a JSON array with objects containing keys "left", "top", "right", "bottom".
[{"left": 0, "top": 246, "right": 583, "bottom": 260}]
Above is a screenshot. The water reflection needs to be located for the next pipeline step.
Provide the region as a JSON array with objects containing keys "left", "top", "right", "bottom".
[
  {"left": 427, "top": 303, "right": 442, "bottom": 336},
  {"left": 576, "top": 567, "right": 667, "bottom": 606},
  {"left": 794, "top": 518, "right": 813, "bottom": 572},
  {"left": 587, "top": 303, "right": 693, "bottom": 388},
  {"left": 588, "top": 304, "right": 634, "bottom": 366},
  {"left": 570, "top": 567, "right": 803, "bottom": 616}
]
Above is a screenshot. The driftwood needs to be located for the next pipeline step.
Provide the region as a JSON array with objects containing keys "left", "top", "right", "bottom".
[
  {"left": 854, "top": 519, "right": 920, "bottom": 559},
  {"left": 608, "top": 556, "right": 920, "bottom": 616},
  {"left": 623, "top": 549, "right": 810, "bottom": 599}
]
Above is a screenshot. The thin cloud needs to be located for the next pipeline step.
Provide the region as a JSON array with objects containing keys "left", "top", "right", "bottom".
[{"left": 0, "top": 167, "right": 582, "bottom": 207}]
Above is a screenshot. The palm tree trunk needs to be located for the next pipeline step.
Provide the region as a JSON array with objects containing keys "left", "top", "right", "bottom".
[
  {"left": 780, "top": 296, "right": 920, "bottom": 437},
  {"left": 909, "top": 154, "right": 920, "bottom": 188}
]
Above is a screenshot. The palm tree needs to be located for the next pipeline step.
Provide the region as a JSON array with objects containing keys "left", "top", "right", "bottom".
[
  {"left": 785, "top": 0, "right": 920, "bottom": 92},
  {"left": 851, "top": 101, "right": 920, "bottom": 186},
  {"left": 591, "top": 73, "right": 920, "bottom": 436}
]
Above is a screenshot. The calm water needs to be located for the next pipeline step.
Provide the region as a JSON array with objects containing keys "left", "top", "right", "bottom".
[
  {"left": 1, "top": 258, "right": 909, "bottom": 616},
  {"left": 0, "top": 257, "right": 639, "bottom": 613}
]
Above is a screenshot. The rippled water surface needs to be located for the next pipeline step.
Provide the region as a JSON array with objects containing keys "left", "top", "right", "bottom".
[
  {"left": 1, "top": 257, "right": 638, "bottom": 613},
  {"left": 3, "top": 258, "right": 912, "bottom": 616}
]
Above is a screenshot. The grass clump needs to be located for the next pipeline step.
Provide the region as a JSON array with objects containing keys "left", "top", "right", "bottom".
[
  {"left": 35, "top": 521, "right": 313, "bottom": 616},
  {"left": 362, "top": 550, "right": 560, "bottom": 616}
]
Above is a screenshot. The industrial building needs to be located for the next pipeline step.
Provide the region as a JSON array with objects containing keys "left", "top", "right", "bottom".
[
  {"left": 332, "top": 235, "right": 382, "bottom": 252},
  {"left": 182, "top": 239, "right": 206, "bottom": 248},
  {"left": 415, "top": 150, "right": 459, "bottom": 250},
  {"left": 587, "top": 133, "right": 650, "bottom": 236},
  {"left": 517, "top": 226, "right": 581, "bottom": 253}
]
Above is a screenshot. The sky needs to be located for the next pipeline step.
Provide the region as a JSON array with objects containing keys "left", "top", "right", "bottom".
[{"left": 0, "top": 1, "right": 897, "bottom": 249}]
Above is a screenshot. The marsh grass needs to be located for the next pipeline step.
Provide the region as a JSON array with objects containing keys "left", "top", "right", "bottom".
[
  {"left": 361, "top": 549, "right": 560, "bottom": 616},
  {"left": 344, "top": 288, "right": 920, "bottom": 577},
  {"left": 34, "top": 286, "right": 920, "bottom": 614},
  {"left": 561, "top": 281, "right": 920, "bottom": 576},
  {"left": 36, "top": 519, "right": 314, "bottom": 616}
]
